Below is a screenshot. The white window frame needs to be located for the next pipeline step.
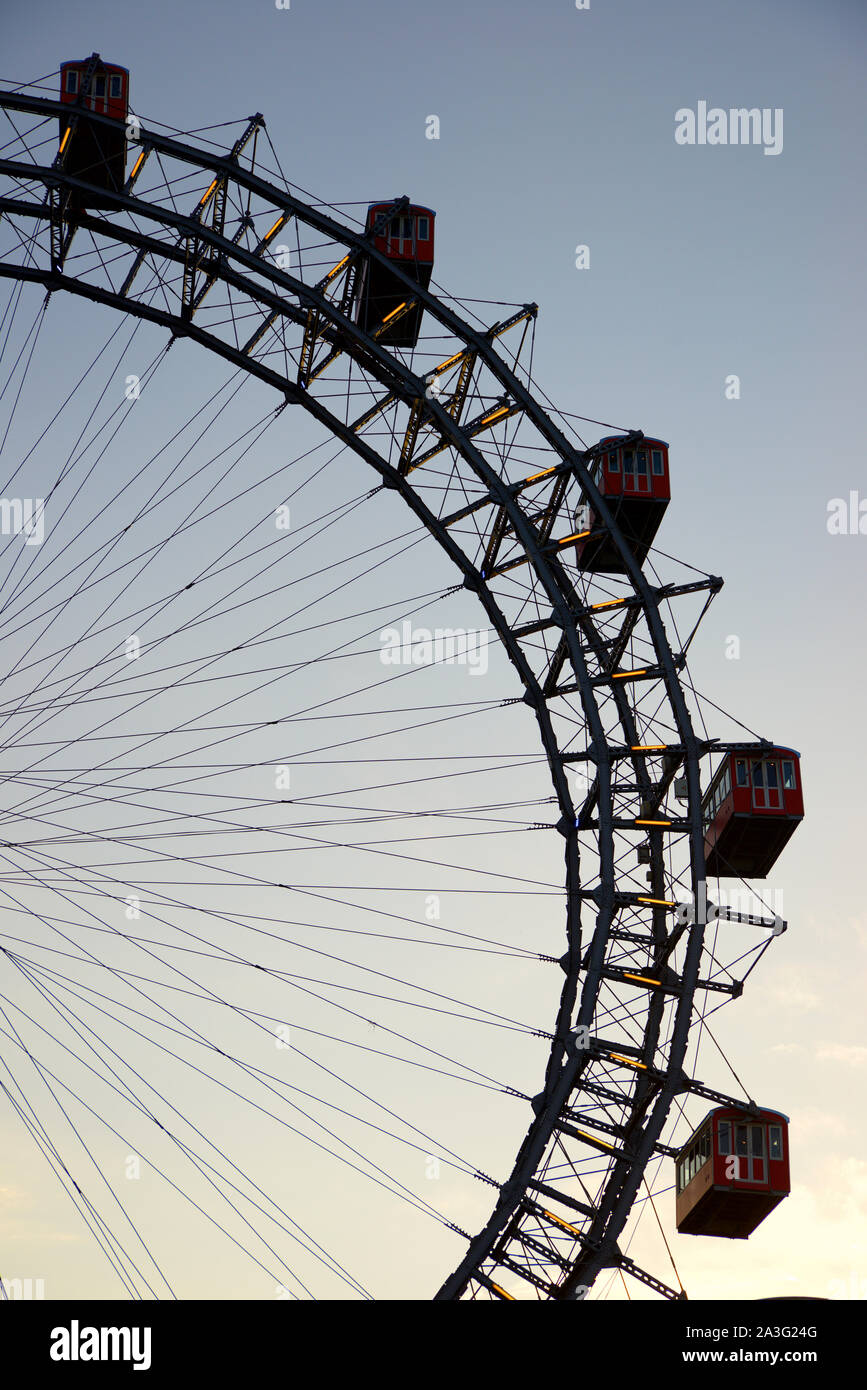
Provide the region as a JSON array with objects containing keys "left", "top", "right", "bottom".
[{"left": 769, "top": 1124, "right": 783, "bottom": 1160}]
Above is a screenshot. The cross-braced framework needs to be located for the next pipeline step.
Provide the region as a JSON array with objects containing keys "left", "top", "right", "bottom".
[{"left": 0, "top": 81, "right": 790, "bottom": 1301}]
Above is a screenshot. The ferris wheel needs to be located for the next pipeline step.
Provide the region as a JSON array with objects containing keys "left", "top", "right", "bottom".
[{"left": 0, "top": 56, "right": 803, "bottom": 1302}]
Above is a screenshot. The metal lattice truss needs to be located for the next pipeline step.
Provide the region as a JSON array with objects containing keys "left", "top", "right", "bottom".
[{"left": 0, "top": 90, "right": 784, "bottom": 1301}]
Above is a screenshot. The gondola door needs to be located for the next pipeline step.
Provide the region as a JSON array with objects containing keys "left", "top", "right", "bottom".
[
  {"left": 387, "top": 213, "right": 415, "bottom": 259},
  {"left": 752, "top": 759, "right": 783, "bottom": 811},
  {"left": 633, "top": 446, "right": 651, "bottom": 494},
  {"left": 733, "top": 1122, "right": 767, "bottom": 1183},
  {"left": 622, "top": 446, "right": 651, "bottom": 495}
]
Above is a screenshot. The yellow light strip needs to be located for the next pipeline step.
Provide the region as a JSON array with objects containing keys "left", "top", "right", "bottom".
[
  {"left": 319, "top": 252, "right": 350, "bottom": 285},
  {"left": 591, "top": 598, "right": 627, "bottom": 611},
  {"left": 635, "top": 818, "right": 672, "bottom": 827},
  {"left": 631, "top": 744, "right": 668, "bottom": 751},
  {"left": 575, "top": 1128, "right": 614, "bottom": 1151},
  {"left": 609, "top": 1053, "right": 648, "bottom": 1070},
  {"left": 525, "top": 464, "right": 558, "bottom": 483},
  {"left": 431, "top": 348, "right": 466, "bottom": 375},
  {"left": 490, "top": 1281, "right": 515, "bottom": 1300},
  {"left": 381, "top": 300, "right": 407, "bottom": 324},
  {"left": 613, "top": 668, "right": 648, "bottom": 680},
  {"left": 623, "top": 972, "right": 663, "bottom": 987},
  {"left": 558, "top": 530, "right": 591, "bottom": 545},
  {"left": 481, "top": 405, "right": 510, "bottom": 425},
  {"left": 542, "top": 1208, "right": 582, "bottom": 1238},
  {"left": 637, "top": 897, "right": 676, "bottom": 907},
  {"left": 58, "top": 128, "right": 71, "bottom": 155},
  {"left": 198, "top": 178, "right": 219, "bottom": 208},
  {"left": 423, "top": 313, "right": 531, "bottom": 388},
  {"left": 262, "top": 214, "right": 287, "bottom": 244},
  {"left": 129, "top": 149, "right": 146, "bottom": 180}
]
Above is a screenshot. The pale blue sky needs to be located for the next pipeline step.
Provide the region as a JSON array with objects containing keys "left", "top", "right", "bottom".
[{"left": 0, "top": 0, "right": 865, "bottom": 1302}]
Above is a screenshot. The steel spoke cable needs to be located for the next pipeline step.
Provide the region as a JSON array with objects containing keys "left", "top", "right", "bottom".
[
  {"left": 0, "top": 506, "right": 433, "bottom": 778},
  {"left": 2, "top": 794, "right": 550, "bottom": 848},
  {"left": 0, "top": 579, "right": 451, "bottom": 715},
  {"left": 0, "top": 782, "right": 547, "bottom": 959},
  {"left": 0, "top": 286, "right": 46, "bottom": 451},
  {"left": 0, "top": 952, "right": 468, "bottom": 1242},
  {"left": 0, "top": 990, "right": 171, "bottom": 1297},
  {"left": 15, "top": 949, "right": 493, "bottom": 1189},
  {"left": 0, "top": 559, "right": 471, "bottom": 825},
  {"left": 0, "top": 913, "right": 517, "bottom": 1099},
  {"left": 0, "top": 894, "right": 535, "bottom": 973},
  {"left": 0, "top": 1072, "right": 144, "bottom": 1298},
  {"left": 0, "top": 447, "right": 422, "bottom": 710},
  {"left": 0, "top": 924, "right": 514, "bottom": 1093},
  {"left": 0, "top": 1018, "right": 316, "bottom": 1299},
  {"left": 0, "top": 886, "right": 519, "bottom": 1094},
  {"left": 2, "top": 953, "right": 370, "bottom": 1297},
  {"left": 0, "top": 333, "right": 183, "bottom": 612},
  {"left": 0, "top": 371, "right": 262, "bottom": 725},
  {"left": 0, "top": 93, "right": 787, "bottom": 1299},
  {"left": 0, "top": 457, "right": 391, "bottom": 701},
  {"left": 0, "top": 855, "right": 472, "bottom": 1238},
  {"left": 0, "top": 1038, "right": 148, "bottom": 1298},
  {"left": 0, "top": 329, "right": 170, "bottom": 610},
  {"left": 0, "top": 366, "right": 251, "bottom": 692},
  {"left": 0, "top": 278, "right": 44, "bottom": 405},
  {"left": 0, "top": 276, "right": 27, "bottom": 374},
  {"left": 0, "top": 842, "right": 540, "bottom": 1117},
  {"left": 0, "top": 558, "right": 482, "bottom": 846},
  {"left": 0, "top": 330, "right": 266, "bottom": 627},
  {"left": 0, "top": 723, "right": 525, "bottom": 810},
  {"left": 0, "top": 833, "right": 545, "bottom": 1035}
]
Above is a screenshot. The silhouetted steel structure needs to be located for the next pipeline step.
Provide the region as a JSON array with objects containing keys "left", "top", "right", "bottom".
[{"left": 0, "top": 70, "right": 801, "bottom": 1300}]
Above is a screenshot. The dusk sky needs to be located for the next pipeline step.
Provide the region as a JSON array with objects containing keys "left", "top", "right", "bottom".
[{"left": 0, "top": 0, "right": 865, "bottom": 1304}]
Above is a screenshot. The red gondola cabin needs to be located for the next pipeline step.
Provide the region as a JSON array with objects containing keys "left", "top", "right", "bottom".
[
  {"left": 574, "top": 435, "right": 670, "bottom": 572},
  {"left": 355, "top": 202, "right": 435, "bottom": 348},
  {"left": 59, "top": 55, "right": 129, "bottom": 209},
  {"left": 676, "top": 1106, "right": 790, "bottom": 1238},
  {"left": 703, "top": 747, "right": 803, "bottom": 878}
]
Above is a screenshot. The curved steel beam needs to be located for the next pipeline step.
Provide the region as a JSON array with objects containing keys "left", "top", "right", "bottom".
[{"left": 0, "top": 102, "right": 712, "bottom": 1301}]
